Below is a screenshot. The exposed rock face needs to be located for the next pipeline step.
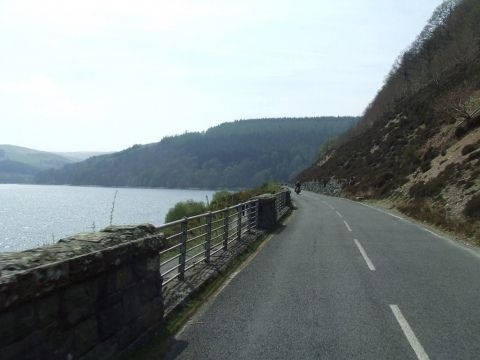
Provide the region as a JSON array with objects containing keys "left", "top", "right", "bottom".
[
  {"left": 302, "top": 179, "right": 343, "bottom": 197},
  {"left": 0, "top": 224, "right": 165, "bottom": 360}
]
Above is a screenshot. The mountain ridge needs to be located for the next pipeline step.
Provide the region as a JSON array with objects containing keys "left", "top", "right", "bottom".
[{"left": 35, "top": 117, "right": 358, "bottom": 189}]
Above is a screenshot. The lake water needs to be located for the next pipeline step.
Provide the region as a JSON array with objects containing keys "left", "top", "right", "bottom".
[{"left": 0, "top": 184, "right": 215, "bottom": 252}]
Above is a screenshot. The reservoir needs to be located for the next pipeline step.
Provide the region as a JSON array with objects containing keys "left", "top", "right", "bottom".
[{"left": 0, "top": 184, "right": 215, "bottom": 252}]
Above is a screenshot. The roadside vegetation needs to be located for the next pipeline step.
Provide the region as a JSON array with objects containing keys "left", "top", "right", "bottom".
[
  {"left": 160, "top": 181, "right": 283, "bottom": 262},
  {"left": 164, "top": 181, "right": 282, "bottom": 223}
]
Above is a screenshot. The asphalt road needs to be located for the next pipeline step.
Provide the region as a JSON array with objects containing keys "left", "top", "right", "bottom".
[{"left": 165, "top": 191, "right": 480, "bottom": 359}]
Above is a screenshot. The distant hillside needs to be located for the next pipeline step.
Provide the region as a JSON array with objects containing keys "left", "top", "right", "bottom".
[
  {"left": 0, "top": 145, "right": 73, "bottom": 183},
  {"left": 299, "top": 0, "right": 480, "bottom": 242},
  {"left": 54, "top": 151, "right": 112, "bottom": 162},
  {"left": 36, "top": 117, "right": 358, "bottom": 189}
]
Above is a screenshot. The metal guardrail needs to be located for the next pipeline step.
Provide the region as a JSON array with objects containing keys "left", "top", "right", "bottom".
[
  {"left": 275, "top": 191, "right": 288, "bottom": 221},
  {"left": 160, "top": 191, "right": 289, "bottom": 285}
]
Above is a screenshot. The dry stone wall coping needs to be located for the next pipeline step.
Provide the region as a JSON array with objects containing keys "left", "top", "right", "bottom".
[{"left": 0, "top": 224, "right": 165, "bottom": 311}]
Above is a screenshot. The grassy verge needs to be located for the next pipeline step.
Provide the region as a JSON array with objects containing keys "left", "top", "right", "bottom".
[
  {"left": 364, "top": 198, "right": 480, "bottom": 246},
  {"left": 129, "top": 209, "right": 292, "bottom": 360},
  {"left": 396, "top": 200, "right": 479, "bottom": 245}
]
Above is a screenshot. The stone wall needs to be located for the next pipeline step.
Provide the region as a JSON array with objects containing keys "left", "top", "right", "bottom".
[
  {"left": 254, "top": 190, "right": 291, "bottom": 230},
  {"left": 0, "top": 224, "right": 165, "bottom": 360},
  {"left": 303, "top": 179, "right": 343, "bottom": 196},
  {"left": 0, "top": 191, "right": 293, "bottom": 359}
]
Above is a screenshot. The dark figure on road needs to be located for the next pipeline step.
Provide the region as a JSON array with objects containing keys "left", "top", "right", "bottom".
[{"left": 295, "top": 181, "right": 301, "bottom": 194}]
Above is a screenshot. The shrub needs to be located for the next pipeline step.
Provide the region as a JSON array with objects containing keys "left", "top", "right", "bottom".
[
  {"left": 165, "top": 200, "right": 207, "bottom": 223},
  {"left": 260, "top": 181, "right": 282, "bottom": 194},
  {"left": 462, "top": 144, "right": 476, "bottom": 155},
  {"left": 210, "top": 191, "right": 229, "bottom": 202},
  {"left": 464, "top": 195, "right": 480, "bottom": 219},
  {"left": 374, "top": 172, "right": 393, "bottom": 189},
  {"left": 409, "top": 178, "right": 444, "bottom": 198},
  {"left": 209, "top": 191, "right": 234, "bottom": 210},
  {"left": 467, "top": 150, "right": 480, "bottom": 162},
  {"left": 440, "top": 163, "right": 457, "bottom": 179},
  {"left": 420, "top": 147, "right": 439, "bottom": 172},
  {"left": 455, "top": 126, "right": 467, "bottom": 139}
]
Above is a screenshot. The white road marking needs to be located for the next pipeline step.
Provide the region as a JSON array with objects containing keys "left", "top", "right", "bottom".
[
  {"left": 343, "top": 220, "right": 352, "bottom": 232},
  {"left": 359, "top": 202, "right": 448, "bottom": 240},
  {"left": 359, "top": 202, "right": 404, "bottom": 220},
  {"left": 353, "top": 239, "right": 376, "bottom": 271},
  {"left": 322, "top": 201, "right": 335, "bottom": 210},
  {"left": 423, "top": 228, "right": 442, "bottom": 239},
  {"left": 335, "top": 211, "right": 343, "bottom": 218},
  {"left": 315, "top": 193, "right": 480, "bottom": 259},
  {"left": 390, "top": 305, "right": 430, "bottom": 360}
]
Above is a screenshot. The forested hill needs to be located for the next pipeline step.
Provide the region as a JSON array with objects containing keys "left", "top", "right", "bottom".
[
  {"left": 35, "top": 117, "right": 358, "bottom": 189},
  {"left": 299, "top": 0, "right": 480, "bottom": 242}
]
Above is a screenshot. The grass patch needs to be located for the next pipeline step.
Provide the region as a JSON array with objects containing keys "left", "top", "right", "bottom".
[
  {"left": 409, "top": 179, "right": 444, "bottom": 198},
  {"left": 397, "top": 200, "right": 479, "bottom": 245}
]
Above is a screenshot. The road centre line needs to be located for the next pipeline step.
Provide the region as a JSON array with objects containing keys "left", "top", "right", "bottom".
[
  {"left": 322, "top": 201, "right": 335, "bottom": 210},
  {"left": 335, "top": 211, "right": 343, "bottom": 218},
  {"left": 353, "top": 239, "right": 376, "bottom": 271},
  {"left": 390, "top": 305, "right": 430, "bottom": 360},
  {"left": 343, "top": 220, "right": 352, "bottom": 232}
]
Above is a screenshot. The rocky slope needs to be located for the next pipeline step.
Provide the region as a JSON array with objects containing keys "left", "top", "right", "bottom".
[{"left": 299, "top": 0, "right": 480, "bottom": 243}]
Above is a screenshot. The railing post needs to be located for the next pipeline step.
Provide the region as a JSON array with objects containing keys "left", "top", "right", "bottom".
[
  {"left": 178, "top": 217, "right": 188, "bottom": 281},
  {"left": 247, "top": 201, "right": 252, "bottom": 233},
  {"left": 205, "top": 212, "right": 212, "bottom": 264},
  {"left": 237, "top": 204, "right": 242, "bottom": 241},
  {"left": 275, "top": 194, "right": 279, "bottom": 221},
  {"left": 223, "top": 208, "right": 229, "bottom": 251},
  {"left": 254, "top": 200, "right": 259, "bottom": 230}
]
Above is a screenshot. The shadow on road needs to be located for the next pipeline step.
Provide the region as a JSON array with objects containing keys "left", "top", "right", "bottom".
[
  {"left": 272, "top": 223, "right": 287, "bottom": 235},
  {"left": 163, "top": 339, "right": 189, "bottom": 360}
]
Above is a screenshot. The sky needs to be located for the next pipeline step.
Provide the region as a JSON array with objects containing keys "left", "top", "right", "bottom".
[{"left": 0, "top": 0, "right": 443, "bottom": 152}]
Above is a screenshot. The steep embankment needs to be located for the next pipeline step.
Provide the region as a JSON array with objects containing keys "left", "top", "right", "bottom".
[
  {"left": 299, "top": 0, "right": 480, "bottom": 243},
  {"left": 36, "top": 117, "right": 358, "bottom": 189},
  {"left": 0, "top": 145, "right": 73, "bottom": 183}
]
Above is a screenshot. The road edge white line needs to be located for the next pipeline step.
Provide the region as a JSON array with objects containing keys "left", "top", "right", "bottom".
[
  {"left": 335, "top": 211, "right": 343, "bottom": 218},
  {"left": 358, "top": 202, "right": 449, "bottom": 240},
  {"left": 343, "top": 220, "right": 352, "bottom": 232},
  {"left": 306, "top": 191, "right": 480, "bottom": 260},
  {"left": 353, "top": 239, "right": 376, "bottom": 271},
  {"left": 390, "top": 305, "right": 430, "bottom": 360}
]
